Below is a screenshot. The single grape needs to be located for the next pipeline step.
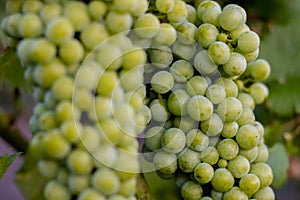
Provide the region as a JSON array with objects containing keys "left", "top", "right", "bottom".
[
  {"left": 194, "top": 162, "right": 214, "bottom": 184},
  {"left": 176, "top": 21, "right": 197, "bottom": 45},
  {"left": 170, "top": 60, "right": 194, "bottom": 82},
  {"left": 223, "top": 52, "right": 247, "bottom": 77},
  {"left": 80, "top": 23, "right": 109, "bottom": 50},
  {"left": 111, "top": 0, "right": 137, "bottom": 13},
  {"left": 118, "top": 177, "right": 137, "bottom": 197},
  {"left": 161, "top": 128, "right": 186, "bottom": 153},
  {"left": 172, "top": 40, "right": 197, "bottom": 61},
  {"left": 178, "top": 148, "right": 201, "bottom": 173},
  {"left": 153, "top": 150, "right": 177, "bottom": 175},
  {"left": 149, "top": 45, "right": 173, "bottom": 68},
  {"left": 200, "top": 113, "right": 223, "bottom": 136},
  {"left": 155, "top": 0, "right": 174, "bottom": 13},
  {"left": 151, "top": 71, "right": 174, "bottom": 94},
  {"left": 167, "top": 89, "right": 190, "bottom": 116},
  {"left": 238, "top": 146, "right": 258, "bottom": 163},
  {"left": 30, "top": 38, "right": 56, "bottom": 64},
  {"left": 236, "top": 106, "right": 255, "bottom": 126},
  {"left": 250, "top": 162, "right": 273, "bottom": 188},
  {"left": 197, "top": 0, "right": 221, "bottom": 22},
  {"left": 208, "top": 41, "right": 230, "bottom": 65},
  {"left": 202, "top": 6, "right": 222, "bottom": 26},
  {"left": 211, "top": 168, "right": 234, "bottom": 192},
  {"left": 96, "top": 71, "right": 119, "bottom": 97},
  {"left": 185, "top": 76, "right": 208, "bottom": 96},
  {"left": 195, "top": 23, "right": 219, "bottom": 48},
  {"left": 217, "top": 97, "right": 243, "bottom": 122},
  {"left": 134, "top": 13, "right": 160, "bottom": 38},
  {"left": 245, "top": 59, "right": 271, "bottom": 81},
  {"left": 253, "top": 186, "right": 275, "bottom": 200},
  {"left": 37, "top": 159, "right": 58, "bottom": 179},
  {"left": 217, "top": 159, "right": 228, "bottom": 168},
  {"left": 88, "top": 1, "right": 107, "bottom": 20},
  {"left": 248, "top": 82, "right": 269, "bottom": 104},
  {"left": 230, "top": 24, "right": 250, "bottom": 41},
  {"left": 67, "top": 148, "right": 93, "bottom": 175},
  {"left": 92, "top": 144, "right": 118, "bottom": 168},
  {"left": 211, "top": 189, "right": 223, "bottom": 200},
  {"left": 217, "top": 138, "right": 239, "bottom": 160},
  {"left": 237, "top": 92, "right": 255, "bottom": 110},
  {"left": 131, "top": 0, "right": 148, "bottom": 17},
  {"left": 215, "top": 78, "right": 239, "bottom": 97},
  {"left": 227, "top": 155, "right": 250, "bottom": 178},
  {"left": 63, "top": 1, "right": 90, "bottom": 31},
  {"left": 167, "top": 0, "right": 188, "bottom": 24},
  {"left": 173, "top": 116, "right": 198, "bottom": 133},
  {"left": 67, "top": 174, "right": 89, "bottom": 195},
  {"left": 236, "top": 124, "right": 260, "bottom": 150},
  {"left": 46, "top": 17, "right": 74, "bottom": 45},
  {"left": 105, "top": 11, "right": 133, "bottom": 34},
  {"left": 44, "top": 180, "right": 71, "bottom": 200},
  {"left": 78, "top": 188, "right": 105, "bottom": 200},
  {"left": 243, "top": 48, "right": 260, "bottom": 62},
  {"left": 219, "top": 4, "right": 246, "bottom": 31},
  {"left": 205, "top": 84, "right": 226, "bottom": 104},
  {"left": 221, "top": 121, "right": 239, "bottom": 138},
  {"left": 153, "top": 23, "right": 177, "bottom": 46},
  {"left": 180, "top": 181, "right": 203, "bottom": 200},
  {"left": 18, "top": 13, "right": 43, "bottom": 38},
  {"left": 52, "top": 76, "right": 74, "bottom": 100},
  {"left": 186, "top": 129, "right": 209, "bottom": 152},
  {"left": 186, "top": 4, "right": 197, "bottom": 24},
  {"left": 239, "top": 173, "right": 260, "bottom": 195},
  {"left": 223, "top": 187, "right": 248, "bottom": 200},
  {"left": 199, "top": 146, "right": 219, "bottom": 165},
  {"left": 187, "top": 95, "right": 213, "bottom": 121},
  {"left": 59, "top": 39, "right": 84, "bottom": 65},
  {"left": 149, "top": 99, "right": 170, "bottom": 123},
  {"left": 237, "top": 31, "right": 260, "bottom": 53},
  {"left": 194, "top": 50, "right": 218, "bottom": 75}
]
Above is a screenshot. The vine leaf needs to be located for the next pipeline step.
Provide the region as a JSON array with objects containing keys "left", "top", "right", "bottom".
[
  {"left": 0, "top": 48, "right": 29, "bottom": 90},
  {"left": 15, "top": 153, "right": 46, "bottom": 200},
  {"left": 0, "top": 152, "right": 21, "bottom": 180},
  {"left": 267, "top": 142, "right": 289, "bottom": 188}
]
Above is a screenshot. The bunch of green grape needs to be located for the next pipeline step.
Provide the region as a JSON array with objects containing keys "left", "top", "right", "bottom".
[
  {"left": 1, "top": 0, "right": 274, "bottom": 199},
  {"left": 142, "top": 1, "right": 274, "bottom": 200}
]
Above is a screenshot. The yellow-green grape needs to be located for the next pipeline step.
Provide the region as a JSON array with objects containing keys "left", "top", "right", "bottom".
[
  {"left": 245, "top": 59, "right": 271, "bottom": 81},
  {"left": 134, "top": 13, "right": 160, "bottom": 38},
  {"left": 186, "top": 129, "right": 209, "bottom": 152},
  {"left": 186, "top": 4, "right": 197, "bottom": 24},
  {"left": 215, "top": 78, "right": 239, "bottom": 97},
  {"left": 167, "top": 89, "right": 190, "bottom": 116},
  {"left": 60, "top": 120, "right": 82, "bottom": 144},
  {"left": 155, "top": 0, "right": 175, "bottom": 13},
  {"left": 253, "top": 144, "right": 269, "bottom": 163},
  {"left": 98, "top": 118, "right": 123, "bottom": 145},
  {"left": 199, "top": 146, "right": 219, "bottom": 165},
  {"left": 40, "top": 3, "right": 62, "bottom": 23},
  {"left": 243, "top": 48, "right": 260, "bottom": 63},
  {"left": 111, "top": 0, "right": 137, "bottom": 13},
  {"left": 37, "top": 159, "right": 59, "bottom": 179},
  {"left": 205, "top": 84, "right": 226, "bottom": 104},
  {"left": 91, "top": 168, "right": 121, "bottom": 196},
  {"left": 194, "top": 162, "right": 214, "bottom": 184},
  {"left": 55, "top": 100, "right": 80, "bottom": 122},
  {"left": 238, "top": 146, "right": 258, "bottom": 163},
  {"left": 217, "top": 138, "right": 239, "bottom": 160},
  {"left": 176, "top": 22, "right": 197, "bottom": 45},
  {"left": 149, "top": 45, "right": 173, "bottom": 68},
  {"left": 118, "top": 177, "right": 137, "bottom": 197},
  {"left": 217, "top": 97, "right": 243, "bottom": 122},
  {"left": 239, "top": 173, "right": 260, "bottom": 196},
  {"left": 63, "top": 1, "right": 90, "bottom": 32},
  {"left": 78, "top": 188, "right": 106, "bottom": 200},
  {"left": 237, "top": 31, "right": 260, "bottom": 53},
  {"left": 161, "top": 128, "right": 186, "bottom": 154},
  {"left": 51, "top": 76, "right": 74, "bottom": 100},
  {"left": 236, "top": 124, "right": 260, "bottom": 150},
  {"left": 96, "top": 70, "right": 119, "bottom": 97},
  {"left": 230, "top": 24, "right": 250, "bottom": 41},
  {"left": 151, "top": 71, "right": 174, "bottom": 94},
  {"left": 114, "top": 150, "right": 140, "bottom": 180},
  {"left": 120, "top": 68, "right": 144, "bottom": 92},
  {"left": 18, "top": 13, "right": 43, "bottom": 38},
  {"left": 201, "top": 5, "right": 221, "bottom": 26},
  {"left": 187, "top": 95, "right": 213, "bottom": 121},
  {"left": 46, "top": 17, "right": 74, "bottom": 45},
  {"left": 153, "top": 150, "right": 177, "bottom": 176},
  {"left": 38, "top": 110, "right": 57, "bottom": 130},
  {"left": 248, "top": 82, "right": 269, "bottom": 104},
  {"left": 172, "top": 40, "right": 197, "bottom": 61},
  {"left": 237, "top": 92, "right": 255, "bottom": 110},
  {"left": 223, "top": 187, "right": 248, "bottom": 200},
  {"left": 173, "top": 116, "right": 198, "bottom": 133},
  {"left": 122, "top": 46, "right": 147, "bottom": 70},
  {"left": 131, "top": 0, "right": 148, "bottom": 17},
  {"left": 153, "top": 23, "right": 177, "bottom": 46},
  {"left": 200, "top": 113, "right": 223, "bottom": 136},
  {"left": 78, "top": 125, "right": 101, "bottom": 152},
  {"left": 185, "top": 76, "right": 208, "bottom": 96},
  {"left": 253, "top": 186, "right": 275, "bottom": 200},
  {"left": 178, "top": 148, "right": 201, "bottom": 173},
  {"left": 211, "top": 189, "right": 223, "bottom": 200},
  {"left": 67, "top": 148, "right": 93, "bottom": 175},
  {"left": 96, "top": 43, "right": 123, "bottom": 70},
  {"left": 180, "top": 181, "right": 203, "bottom": 200},
  {"left": 149, "top": 99, "right": 170, "bottom": 123},
  {"left": 219, "top": 4, "right": 246, "bottom": 31},
  {"left": 223, "top": 52, "right": 247, "bottom": 78},
  {"left": 236, "top": 106, "right": 255, "bottom": 126},
  {"left": 217, "top": 159, "right": 228, "bottom": 168},
  {"left": 227, "top": 155, "right": 250, "bottom": 178},
  {"left": 105, "top": 11, "right": 133, "bottom": 34},
  {"left": 88, "top": 1, "right": 107, "bottom": 21},
  {"left": 167, "top": 0, "right": 188, "bottom": 24},
  {"left": 5, "top": 0, "right": 23, "bottom": 14},
  {"left": 208, "top": 41, "right": 230, "bottom": 65},
  {"left": 197, "top": 0, "right": 221, "bottom": 21},
  {"left": 92, "top": 144, "right": 118, "bottom": 168},
  {"left": 80, "top": 23, "right": 109, "bottom": 50},
  {"left": 22, "top": 0, "right": 43, "bottom": 13},
  {"left": 195, "top": 23, "right": 219, "bottom": 49},
  {"left": 44, "top": 180, "right": 71, "bottom": 200},
  {"left": 59, "top": 39, "right": 84, "bottom": 65},
  {"left": 3, "top": 14, "right": 21, "bottom": 38},
  {"left": 252, "top": 121, "right": 265, "bottom": 138},
  {"left": 194, "top": 50, "right": 218, "bottom": 75},
  {"left": 250, "top": 163, "right": 273, "bottom": 188},
  {"left": 30, "top": 38, "right": 57, "bottom": 64},
  {"left": 221, "top": 121, "right": 239, "bottom": 138},
  {"left": 170, "top": 60, "right": 194, "bottom": 83},
  {"left": 67, "top": 174, "right": 89, "bottom": 195},
  {"left": 211, "top": 168, "right": 234, "bottom": 192}
]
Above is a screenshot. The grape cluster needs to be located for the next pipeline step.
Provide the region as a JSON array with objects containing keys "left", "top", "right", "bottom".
[
  {"left": 1, "top": 0, "right": 151, "bottom": 199},
  {"left": 1, "top": 0, "right": 274, "bottom": 199},
  {"left": 142, "top": 1, "right": 274, "bottom": 200}
]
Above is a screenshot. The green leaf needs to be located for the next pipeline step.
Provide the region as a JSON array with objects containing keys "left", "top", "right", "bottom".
[
  {"left": 15, "top": 153, "right": 46, "bottom": 200},
  {"left": 266, "top": 142, "right": 289, "bottom": 188},
  {"left": 0, "top": 48, "right": 29, "bottom": 90},
  {"left": 0, "top": 152, "right": 21, "bottom": 180}
]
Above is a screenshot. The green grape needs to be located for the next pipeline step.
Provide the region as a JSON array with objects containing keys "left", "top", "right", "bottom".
[
  {"left": 239, "top": 173, "right": 260, "bottom": 195},
  {"left": 239, "top": 146, "right": 258, "bottom": 163},
  {"left": 78, "top": 125, "right": 101, "bottom": 152},
  {"left": 185, "top": 76, "right": 208, "bottom": 96},
  {"left": 149, "top": 99, "right": 170, "bottom": 122},
  {"left": 96, "top": 43, "right": 123, "bottom": 70},
  {"left": 237, "top": 31, "right": 260, "bottom": 53},
  {"left": 245, "top": 59, "right": 271, "bottom": 81},
  {"left": 134, "top": 13, "right": 160, "bottom": 38},
  {"left": 92, "top": 144, "right": 118, "bottom": 168},
  {"left": 120, "top": 67, "right": 144, "bottom": 92},
  {"left": 176, "top": 22, "right": 197, "bottom": 45},
  {"left": 230, "top": 24, "right": 250, "bottom": 41},
  {"left": 38, "top": 110, "right": 57, "bottom": 130},
  {"left": 61, "top": 120, "right": 82, "bottom": 143},
  {"left": 18, "top": 13, "right": 43, "bottom": 38},
  {"left": 30, "top": 38, "right": 57, "bottom": 64},
  {"left": 112, "top": 0, "right": 137, "bottom": 13},
  {"left": 221, "top": 121, "right": 238, "bottom": 138},
  {"left": 96, "top": 71, "right": 119, "bottom": 97},
  {"left": 114, "top": 150, "right": 140, "bottom": 180},
  {"left": 172, "top": 40, "right": 197, "bottom": 61},
  {"left": 180, "top": 181, "right": 203, "bottom": 200},
  {"left": 44, "top": 90, "right": 58, "bottom": 108},
  {"left": 149, "top": 45, "right": 173, "bottom": 68},
  {"left": 250, "top": 162, "right": 273, "bottom": 188},
  {"left": 205, "top": 84, "right": 226, "bottom": 104},
  {"left": 201, "top": 113, "right": 223, "bottom": 136},
  {"left": 217, "top": 159, "right": 228, "bottom": 168},
  {"left": 217, "top": 97, "right": 243, "bottom": 122},
  {"left": 215, "top": 78, "right": 239, "bottom": 97},
  {"left": 208, "top": 41, "right": 230, "bottom": 65},
  {"left": 113, "top": 102, "right": 136, "bottom": 133},
  {"left": 122, "top": 45, "right": 147, "bottom": 70},
  {"left": 167, "top": 0, "right": 188, "bottom": 24},
  {"left": 252, "top": 121, "right": 265, "bottom": 139},
  {"left": 56, "top": 100, "right": 80, "bottom": 122},
  {"left": 59, "top": 39, "right": 84, "bottom": 65},
  {"left": 243, "top": 48, "right": 260, "bottom": 62},
  {"left": 187, "top": 95, "right": 213, "bottom": 121},
  {"left": 155, "top": 0, "right": 175, "bottom": 13},
  {"left": 167, "top": 89, "right": 190, "bottom": 116},
  {"left": 22, "top": 0, "right": 43, "bottom": 13},
  {"left": 194, "top": 162, "right": 214, "bottom": 184},
  {"left": 151, "top": 71, "right": 174, "bottom": 94},
  {"left": 68, "top": 174, "right": 89, "bottom": 195},
  {"left": 200, "top": 197, "right": 212, "bottom": 200},
  {"left": 227, "top": 155, "right": 250, "bottom": 178},
  {"left": 248, "top": 82, "right": 269, "bottom": 104},
  {"left": 237, "top": 92, "right": 255, "bottom": 110},
  {"left": 67, "top": 148, "right": 93, "bottom": 175},
  {"left": 194, "top": 50, "right": 218, "bottom": 75},
  {"left": 236, "top": 106, "right": 255, "bottom": 126},
  {"left": 88, "top": 1, "right": 107, "bottom": 20},
  {"left": 253, "top": 186, "right": 275, "bottom": 200},
  {"left": 211, "top": 168, "right": 234, "bottom": 192},
  {"left": 199, "top": 146, "right": 219, "bottom": 165},
  {"left": 17, "top": 38, "right": 35, "bottom": 66},
  {"left": 178, "top": 148, "right": 201, "bottom": 173},
  {"left": 153, "top": 23, "right": 177, "bottom": 46},
  {"left": 153, "top": 150, "right": 177, "bottom": 175},
  {"left": 128, "top": 31, "right": 152, "bottom": 48},
  {"left": 223, "top": 187, "right": 248, "bottom": 200},
  {"left": 170, "top": 60, "right": 194, "bottom": 82},
  {"left": 73, "top": 88, "right": 93, "bottom": 111},
  {"left": 52, "top": 76, "right": 74, "bottom": 100},
  {"left": 161, "top": 128, "right": 186, "bottom": 153},
  {"left": 186, "top": 129, "right": 209, "bottom": 152},
  {"left": 124, "top": 91, "right": 144, "bottom": 111},
  {"left": 173, "top": 116, "right": 198, "bottom": 133},
  {"left": 202, "top": 6, "right": 221, "bottom": 26},
  {"left": 37, "top": 159, "right": 58, "bottom": 179},
  {"left": 195, "top": 23, "right": 219, "bottom": 48},
  {"left": 219, "top": 4, "right": 246, "bottom": 31},
  {"left": 80, "top": 23, "right": 109, "bottom": 50},
  {"left": 105, "top": 11, "right": 133, "bottom": 34},
  {"left": 40, "top": 3, "right": 62, "bottom": 23},
  {"left": 236, "top": 124, "right": 260, "bottom": 150},
  {"left": 197, "top": 0, "right": 221, "bottom": 21},
  {"left": 91, "top": 168, "right": 121, "bottom": 196},
  {"left": 217, "top": 138, "right": 239, "bottom": 160},
  {"left": 186, "top": 4, "right": 197, "bottom": 24},
  {"left": 211, "top": 189, "right": 223, "bottom": 200},
  {"left": 98, "top": 118, "right": 124, "bottom": 144},
  {"left": 44, "top": 180, "right": 71, "bottom": 200},
  {"left": 118, "top": 177, "right": 137, "bottom": 197},
  {"left": 253, "top": 144, "right": 269, "bottom": 163},
  {"left": 63, "top": 1, "right": 90, "bottom": 32},
  {"left": 46, "top": 17, "right": 74, "bottom": 45},
  {"left": 223, "top": 52, "right": 247, "bottom": 77},
  {"left": 78, "top": 188, "right": 105, "bottom": 200}
]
